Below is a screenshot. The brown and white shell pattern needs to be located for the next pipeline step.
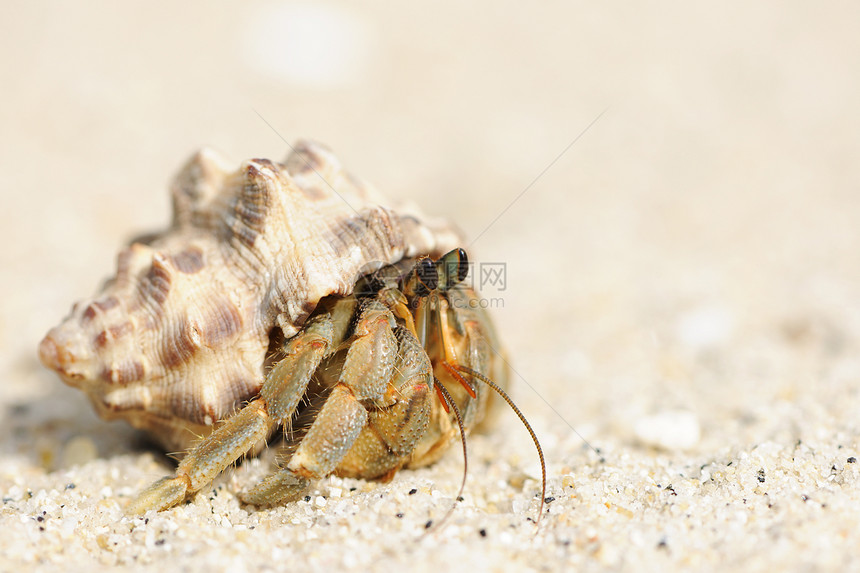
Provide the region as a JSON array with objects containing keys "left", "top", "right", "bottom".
[{"left": 39, "top": 140, "right": 461, "bottom": 451}]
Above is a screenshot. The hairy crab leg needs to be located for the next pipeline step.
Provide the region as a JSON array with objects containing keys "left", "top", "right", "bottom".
[
  {"left": 126, "top": 314, "right": 334, "bottom": 514},
  {"left": 330, "top": 325, "right": 434, "bottom": 481},
  {"left": 240, "top": 300, "right": 404, "bottom": 506}
]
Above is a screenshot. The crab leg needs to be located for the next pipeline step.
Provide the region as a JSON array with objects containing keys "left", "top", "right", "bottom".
[
  {"left": 126, "top": 314, "right": 334, "bottom": 514},
  {"left": 334, "top": 325, "right": 433, "bottom": 480},
  {"left": 240, "top": 301, "right": 421, "bottom": 506}
]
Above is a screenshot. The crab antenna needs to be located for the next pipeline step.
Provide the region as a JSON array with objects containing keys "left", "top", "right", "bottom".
[
  {"left": 454, "top": 365, "right": 547, "bottom": 526},
  {"left": 423, "top": 378, "right": 469, "bottom": 535},
  {"left": 441, "top": 361, "right": 478, "bottom": 399}
]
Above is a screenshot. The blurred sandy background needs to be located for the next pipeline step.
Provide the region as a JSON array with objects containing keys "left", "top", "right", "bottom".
[{"left": 3, "top": 2, "right": 860, "bottom": 571}]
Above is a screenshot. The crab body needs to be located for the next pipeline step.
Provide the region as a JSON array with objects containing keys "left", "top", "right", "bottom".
[{"left": 38, "top": 141, "right": 510, "bottom": 512}]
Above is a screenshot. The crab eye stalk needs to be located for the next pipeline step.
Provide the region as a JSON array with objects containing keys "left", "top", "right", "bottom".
[
  {"left": 415, "top": 257, "right": 438, "bottom": 292},
  {"left": 435, "top": 248, "right": 469, "bottom": 292},
  {"left": 401, "top": 257, "right": 439, "bottom": 300},
  {"left": 454, "top": 248, "right": 469, "bottom": 283}
]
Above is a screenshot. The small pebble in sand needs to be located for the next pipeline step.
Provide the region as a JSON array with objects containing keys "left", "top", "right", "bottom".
[
  {"left": 676, "top": 305, "right": 734, "bottom": 350},
  {"left": 61, "top": 436, "right": 98, "bottom": 468},
  {"left": 634, "top": 410, "right": 701, "bottom": 450}
]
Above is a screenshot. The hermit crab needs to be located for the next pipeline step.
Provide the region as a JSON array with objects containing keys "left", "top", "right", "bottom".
[{"left": 38, "top": 140, "right": 544, "bottom": 517}]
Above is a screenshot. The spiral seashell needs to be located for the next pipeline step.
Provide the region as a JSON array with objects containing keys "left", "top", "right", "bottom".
[{"left": 39, "top": 140, "right": 461, "bottom": 451}]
